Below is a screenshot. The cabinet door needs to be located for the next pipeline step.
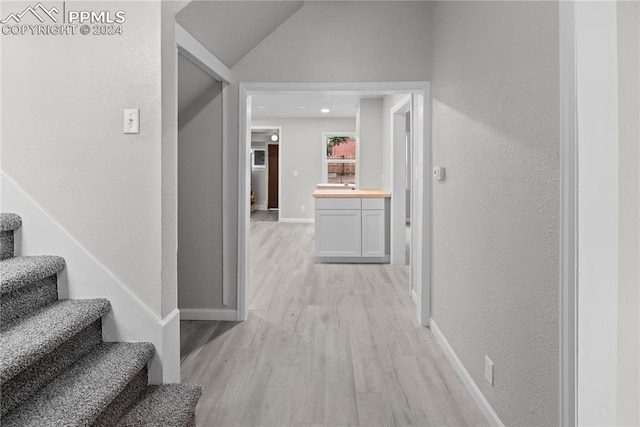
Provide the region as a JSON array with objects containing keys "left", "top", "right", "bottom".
[
  {"left": 315, "top": 209, "right": 362, "bottom": 257},
  {"left": 362, "top": 210, "right": 385, "bottom": 257}
]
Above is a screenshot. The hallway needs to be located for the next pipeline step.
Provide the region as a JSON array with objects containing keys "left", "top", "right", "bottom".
[{"left": 180, "top": 222, "right": 486, "bottom": 426}]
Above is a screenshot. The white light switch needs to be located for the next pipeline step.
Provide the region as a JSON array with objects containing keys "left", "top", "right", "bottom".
[
  {"left": 293, "top": 170, "right": 298, "bottom": 177},
  {"left": 124, "top": 109, "right": 140, "bottom": 134},
  {"left": 433, "top": 166, "right": 445, "bottom": 181}
]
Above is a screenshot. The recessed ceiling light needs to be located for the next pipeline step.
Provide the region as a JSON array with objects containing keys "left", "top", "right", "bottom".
[
  {"left": 257, "top": 106, "right": 266, "bottom": 109},
  {"left": 321, "top": 108, "right": 330, "bottom": 114}
]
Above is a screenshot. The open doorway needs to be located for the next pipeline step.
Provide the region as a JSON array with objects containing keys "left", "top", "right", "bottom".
[
  {"left": 238, "top": 83, "right": 431, "bottom": 325},
  {"left": 250, "top": 126, "right": 281, "bottom": 222}
]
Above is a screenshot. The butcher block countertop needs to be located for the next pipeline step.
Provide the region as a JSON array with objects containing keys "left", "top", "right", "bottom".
[{"left": 312, "top": 189, "right": 391, "bottom": 198}]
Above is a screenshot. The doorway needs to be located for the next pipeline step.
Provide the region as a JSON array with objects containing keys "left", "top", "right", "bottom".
[
  {"left": 238, "top": 82, "right": 431, "bottom": 325},
  {"left": 268, "top": 145, "right": 279, "bottom": 209}
]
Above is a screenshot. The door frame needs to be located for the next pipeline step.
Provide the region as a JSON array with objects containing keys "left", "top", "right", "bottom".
[
  {"left": 251, "top": 125, "right": 282, "bottom": 217},
  {"left": 238, "top": 82, "right": 431, "bottom": 324}
]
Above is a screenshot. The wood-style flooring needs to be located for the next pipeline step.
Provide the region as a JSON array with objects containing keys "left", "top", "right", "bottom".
[{"left": 180, "top": 221, "right": 487, "bottom": 426}]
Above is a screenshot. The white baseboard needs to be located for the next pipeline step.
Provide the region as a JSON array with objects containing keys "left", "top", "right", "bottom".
[
  {"left": 279, "top": 218, "right": 314, "bottom": 224},
  {"left": 1, "top": 172, "right": 179, "bottom": 384},
  {"left": 430, "top": 319, "right": 505, "bottom": 427},
  {"left": 181, "top": 308, "right": 238, "bottom": 321}
]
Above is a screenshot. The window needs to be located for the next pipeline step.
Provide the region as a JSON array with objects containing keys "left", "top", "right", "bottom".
[
  {"left": 252, "top": 149, "right": 266, "bottom": 168},
  {"left": 322, "top": 132, "right": 357, "bottom": 185}
]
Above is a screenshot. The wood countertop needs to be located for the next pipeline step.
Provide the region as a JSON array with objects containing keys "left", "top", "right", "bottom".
[{"left": 312, "top": 189, "right": 391, "bottom": 198}]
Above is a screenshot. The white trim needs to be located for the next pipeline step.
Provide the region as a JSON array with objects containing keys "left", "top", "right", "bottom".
[
  {"left": 321, "top": 131, "right": 358, "bottom": 185},
  {"left": 150, "top": 308, "right": 181, "bottom": 384},
  {"left": 180, "top": 308, "right": 238, "bottom": 321},
  {"left": 237, "top": 84, "right": 251, "bottom": 321},
  {"left": 0, "top": 173, "right": 177, "bottom": 384},
  {"left": 559, "top": 1, "right": 577, "bottom": 425},
  {"left": 415, "top": 90, "right": 431, "bottom": 327},
  {"left": 574, "top": 2, "right": 619, "bottom": 424},
  {"left": 239, "top": 82, "right": 431, "bottom": 325},
  {"left": 430, "top": 319, "right": 505, "bottom": 427},
  {"left": 222, "top": 82, "right": 229, "bottom": 307},
  {"left": 390, "top": 95, "right": 412, "bottom": 267},
  {"left": 175, "top": 23, "right": 232, "bottom": 83},
  {"left": 279, "top": 218, "right": 315, "bottom": 224}
]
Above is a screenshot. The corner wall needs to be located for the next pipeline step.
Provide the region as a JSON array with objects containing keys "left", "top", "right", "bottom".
[
  {"left": 429, "top": 2, "right": 560, "bottom": 425},
  {"left": 177, "top": 81, "right": 224, "bottom": 310}
]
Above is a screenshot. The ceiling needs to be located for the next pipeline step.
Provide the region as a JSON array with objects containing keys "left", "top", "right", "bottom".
[
  {"left": 176, "top": 1, "right": 303, "bottom": 69},
  {"left": 252, "top": 92, "right": 374, "bottom": 119}
]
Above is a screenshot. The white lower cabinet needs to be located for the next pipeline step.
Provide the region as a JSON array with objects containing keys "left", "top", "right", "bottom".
[
  {"left": 315, "top": 209, "right": 362, "bottom": 257},
  {"left": 315, "top": 197, "right": 388, "bottom": 262},
  {"left": 361, "top": 209, "right": 385, "bottom": 257}
]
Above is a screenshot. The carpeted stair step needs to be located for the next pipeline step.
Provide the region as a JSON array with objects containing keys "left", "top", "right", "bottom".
[
  {"left": 115, "top": 384, "right": 202, "bottom": 427},
  {"left": 1, "top": 342, "right": 155, "bottom": 427},
  {"left": 0, "top": 255, "right": 66, "bottom": 294},
  {"left": 0, "top": 256, "right": 66, "bottom": 324},
  {"left": 1, "top": 320, "right": 103, "bottom": 416},
  {"left": 0, "top": 213, "right": 22, "bottom": 260},
  {"left": 0, "top": 298, "right": 110, "bottom": 384}
]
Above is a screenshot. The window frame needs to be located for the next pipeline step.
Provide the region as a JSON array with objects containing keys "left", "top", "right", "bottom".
[{"left": 321, "top": 131, "right": 358, "bottom": 186}]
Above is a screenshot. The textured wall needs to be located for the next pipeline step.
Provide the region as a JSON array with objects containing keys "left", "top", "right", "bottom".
[
  {"left": 617, "top": 1, "right": 640, "bottom": 424},
  {"left": 252, "top": 118, "right": 356, "bottom": 220},
  {"left": 1, "top": 1, "right": 165, "bottom": 317},
  {"left": 430, "top": 2, "right": 559, "bottom": 425}
]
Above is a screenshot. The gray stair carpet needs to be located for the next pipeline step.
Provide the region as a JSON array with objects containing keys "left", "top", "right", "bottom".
[
  {"left": 116, "top": 384, "right": 202, "bottom": 427},
  {"left": 0, "top": 213, "right": 21, "bottom": 260},
  {"left": 0, "top": 255, "right": 65, "bottom": 294},
  {"left": 0, "top": 212, "right": 201, "bottom": 425}
]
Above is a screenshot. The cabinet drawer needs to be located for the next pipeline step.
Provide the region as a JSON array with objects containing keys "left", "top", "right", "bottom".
[
  {"left": 315, "top": 197, "right": 361, "bottom": 210},
  {"left": 361, "top": 198, "right": 385, "bottom": 210}
]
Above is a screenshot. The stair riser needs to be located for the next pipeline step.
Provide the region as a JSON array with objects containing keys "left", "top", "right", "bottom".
[
  {"left": 0, "top": 275, "right": 58, "bottom": 325},
  {"left": 1, "top": 230, "right": 15, "bottom": 260},
  {"left": 92, "top": 367, "right": 148, "bottom": 427},
  {"left": 1, "top": 321, "right": 103, "bottom": 416}
]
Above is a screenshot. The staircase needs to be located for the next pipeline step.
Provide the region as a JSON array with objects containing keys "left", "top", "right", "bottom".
[{"left": 0, "top": 213, "right": 201, "bottom": 426}]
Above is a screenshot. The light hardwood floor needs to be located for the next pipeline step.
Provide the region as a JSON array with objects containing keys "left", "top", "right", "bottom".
[{"left": 181, "top": 222, "right": 487, "bottom": 426}]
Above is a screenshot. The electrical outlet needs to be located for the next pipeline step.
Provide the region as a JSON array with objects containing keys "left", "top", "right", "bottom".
[
  {"left": 301, "top": 205, "right": 306, "bottom": 212},
  {"left": 484, "top": 355, "right": 494, "bottom": 386}
]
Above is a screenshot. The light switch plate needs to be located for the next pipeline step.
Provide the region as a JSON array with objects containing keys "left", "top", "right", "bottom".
[
  {"left": 124, "top": 109, "right": 140, "bottom": 134},
  {"left": 433, "top": 166, "right": 445, "bottom": 181}
]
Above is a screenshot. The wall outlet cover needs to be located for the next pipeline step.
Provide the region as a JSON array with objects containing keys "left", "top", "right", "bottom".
[{"left": 484, "top": 355, "right": 494, "bottom": 386}]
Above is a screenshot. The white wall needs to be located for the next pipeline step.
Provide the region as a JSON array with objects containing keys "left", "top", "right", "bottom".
[
  {"left": 430, "top": 2, "right": 559, "bottom": 425},
  {"left": 357, "top": 98, "right": 383, "bottom": 189},
  {"left": 177, "top": 79, "right": 224, "bottom": 310},
  {"left": 1, "top": 1, "right": 167, "bottom": 317},
  {"left": 616, "top": 1, "right": 639, "bottom": 425},
  {"left": 253, "top": 118, "right": 356, "bottom": 220}
]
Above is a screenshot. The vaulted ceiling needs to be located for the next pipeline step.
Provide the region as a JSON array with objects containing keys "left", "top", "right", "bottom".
[{"left": 175, "top": 1, "right": 303, "bottom": 69}]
